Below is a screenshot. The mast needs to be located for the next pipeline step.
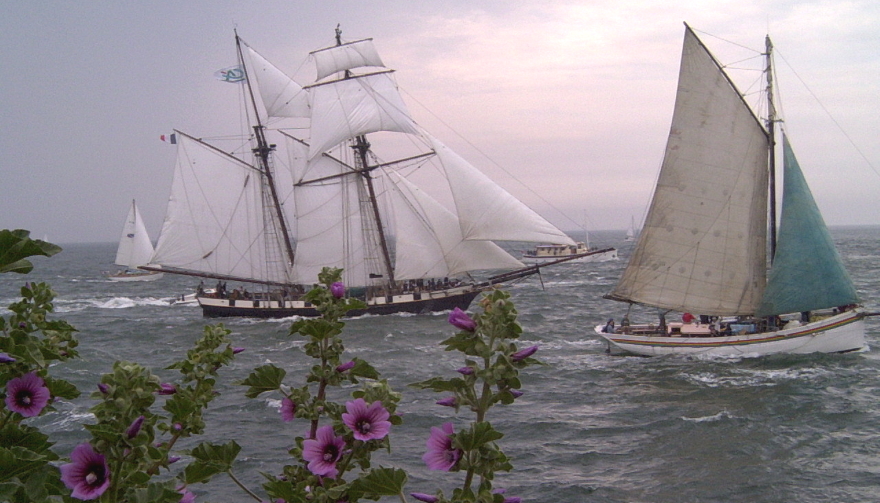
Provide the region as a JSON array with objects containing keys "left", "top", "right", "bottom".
[
  {"left": 765, "top": 34, "right": 778, "bottom": 262},
  {"left": 334, "top": 25, "right": 396, "bottom": 285},
  {"left": 235, "top": 31, "right": 297, "bottom": 273}
]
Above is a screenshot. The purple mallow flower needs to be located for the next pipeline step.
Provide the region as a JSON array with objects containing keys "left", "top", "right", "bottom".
[
  {"left": 336, "top": 360, "right": 355, "bottom": 373},
  {"left": 97, "top": 383, "right": 109, "bottom": 395},
  {"left": 60, "top": 443, "right": 111, "bottom": 500},
  {"left": 435, "top": 396, "right": 457, "bottom": 407},
  {"left": 158, "top": 383, "right": 177, "bottom": 395},
  {"left": 232, "top": 347, "right": 245, "bottom": 354},
  {"left": 456, "top": 366, "right": 474, "bottom": 375},
  {"left": 330, "top": 282, "right": 345, "bottom": 299},
  {"left": 177, "top": 486, "right": 196, "bottom": 503},
  {"left": 303, "top": 425, "right": 346, "bottom": 478},
  {"left": 342, "top": 398, "right": 391, "bottom": 441},
  {"left": 511, "top": 344, "right": 538, "bottom": 361},
  {"left": 126, "top": 415, "right": 145, "bottom": 439},
  {"left": 411, "top": 493, "right": 439, "bottom": 503},
  {"left": 5, "top": 372, "right": 51, "bottom": 417},
  {"left": 0, "top": 352, "right": 16, "bottom": 363},
  {"left": 422, "top": 422, "right": 461, "bottom": 471},
  {"left": 280, "top": 397, "right": 296, "bottom": 422},
  {"left": 510, "top": 389, "right": 524, "bottom": 398},
  {"left": 448, "top": 307, "right": 476, "bottom": 332}
]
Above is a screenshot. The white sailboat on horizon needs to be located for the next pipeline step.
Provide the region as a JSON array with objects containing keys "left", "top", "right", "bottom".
[{"left": 108, "top": 200, "right": 163, "bottom": 282}]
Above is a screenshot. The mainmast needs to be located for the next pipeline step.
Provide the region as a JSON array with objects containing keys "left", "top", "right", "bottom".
[
  {"left": 235, "top": 31, "right": 297, "bottom": 274},
  {"left": 335, "top": 25, "right": 397, "bottom": 285},
  {"left": 765, "top": 34, "right": 778, "bottom": 262}
]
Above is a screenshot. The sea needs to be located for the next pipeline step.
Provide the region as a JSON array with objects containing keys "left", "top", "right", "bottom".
[{"left": 3, "top": 227, "right": 880, "bottom": 503}]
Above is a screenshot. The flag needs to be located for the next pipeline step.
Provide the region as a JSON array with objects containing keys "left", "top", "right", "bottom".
[
  {"left": 214, "top": 65, "right": 246, "bottom": 83},
  {"left": 160, "top": 133, "right": 177, "bottom": 144}
]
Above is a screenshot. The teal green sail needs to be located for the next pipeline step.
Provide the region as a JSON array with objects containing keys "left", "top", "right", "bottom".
[{"left": 755, "top": 135, "right": 859, "bottom": 316}]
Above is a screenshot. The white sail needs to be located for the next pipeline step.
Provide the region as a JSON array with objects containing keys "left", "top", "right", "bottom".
[
  {"left": 242, "top": 45, "right": 310, "bottom": 119},
  {"left": 609, "top": 28, "right": 769, "bottom": 315},
  {"left": 285, "top": 136, "right": 371, "bottom": 286},
  {"left": 151, "top": 133, "right": 291, "bottom": 284},
  {"left": 115, "top": 200, "right": 155, "bottom": 268},
  {"left": 428, "top": 136, "right": 576, "bottom": 245},
  {"left": 388, "top": 172, "right": 525, "bottom": 280},
  {"left": 307, "top": 72, "right": 419, "bottom": 159},
  {"left": 311, "top": 38, "right": 384, "bottom": 81}
]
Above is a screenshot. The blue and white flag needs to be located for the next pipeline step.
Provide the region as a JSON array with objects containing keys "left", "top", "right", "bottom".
[{"left": 214, "top": 65, "right": 246, "bottom": 83}]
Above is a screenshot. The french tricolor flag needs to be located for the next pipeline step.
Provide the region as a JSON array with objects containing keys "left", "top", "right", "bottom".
[{"left": 160, "top": 133, "right": 177, "bottom": 144}]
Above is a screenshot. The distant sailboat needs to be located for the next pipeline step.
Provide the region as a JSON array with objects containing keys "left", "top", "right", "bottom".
[
  {"left": 144, "top": 28, "right": 579, "bottom": 317},
  {"left": 108, "top": 200, "right": 163, "bottom": 282},
  {"left": 596, "top": 23, "right": 867, "bottom": 356},
  {"left": 624, "top": 216, "right": 636, "bottom": 242}
]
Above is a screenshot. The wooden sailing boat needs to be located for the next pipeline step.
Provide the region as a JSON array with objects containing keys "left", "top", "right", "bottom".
[
  {"left": 595, "top": 23, "right": 868, "bottom": 356},
  {"left": 108, "top": 200, "right": 163, "bottom": 282},
  {"left": 145, "top": 28, "right": 587, "bottom": 317}
]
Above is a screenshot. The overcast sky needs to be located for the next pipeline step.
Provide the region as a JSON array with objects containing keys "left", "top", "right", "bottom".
[{"left": 2, "top": 0, "right": 878, "bottom": 244}]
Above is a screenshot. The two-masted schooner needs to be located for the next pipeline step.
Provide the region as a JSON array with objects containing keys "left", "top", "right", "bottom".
[
  {"left": 144, "top": 28, "right": 591, "bottom": 317},
  {"left": 595, "top": 24, "right": 869, "bottom": 356}
]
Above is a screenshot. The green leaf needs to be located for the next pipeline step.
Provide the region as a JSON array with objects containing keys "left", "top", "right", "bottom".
[
  {"left": 125, "top": 481, "right": 181, "bottom": 503},
  {"left": 43, "top": 376, "right": 80, "bottom": 400},
  {"left": 236, "top": 364, "right": 286, "bottom": 398},
  {"left": 408, "top": 377, "right": 461, "bottom": 392},
  {"left": 349, "top": 467, "right": 407, "bottom": 498},
  {"left": 456, "top": 422, "right": 504, "bottom": 451},
  {"left": 0, "top": 446, "right": 48, "bottom": 483},
  {"left": 23, "top": 468, "right": 49, "bottom": 501},
  {"left": 0, "top": 229, "right": 61, "bottom": 274},
  {"left": 183, "top": 440, "right": 242, "bottom": 483}
]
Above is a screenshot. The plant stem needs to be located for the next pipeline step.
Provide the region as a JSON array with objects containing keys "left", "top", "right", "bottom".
[{"left": 227, "top": 470, "right": 263, "bottom": 501}]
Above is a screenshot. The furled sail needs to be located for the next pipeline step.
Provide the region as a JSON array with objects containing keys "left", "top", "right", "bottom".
[
  {"left": 428, "top": 136, "right": 576, "bottom": 245},
  {"left": 241, "top": 44, "right": 310, "bottom": 119},
  {"left": 755, "top": 135, "right": 859, "bottom": 316},
  {"left": 307, "top": 72, "right": 420, "bottom": 159},
  {"left": 608, "top": 26, "right": 769, "bottom": 315},
  {"left": 311, "top": 38, "right": 385, "bottom": 81},
  {"left": 151, "top": 132, "right": 292, "bottom": 284},
  {"left": 388, "top": 171, "right": 525, "bottom": 280},
  {"left": 115, "top": 200, "right": 155, "bottom": 268}
]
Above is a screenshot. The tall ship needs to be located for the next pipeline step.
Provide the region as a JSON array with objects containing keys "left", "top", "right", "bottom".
[
  {"left": 145, "top": 28, "right": 584, "bottom": 317},
  {"left": 595, "top": 24, "right": 870, "bottom": 356}
]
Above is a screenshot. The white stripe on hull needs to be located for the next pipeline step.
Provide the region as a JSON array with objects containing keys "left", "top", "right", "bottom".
[{"left": 595, "top": 310, "right": 867, "bottom": 357}]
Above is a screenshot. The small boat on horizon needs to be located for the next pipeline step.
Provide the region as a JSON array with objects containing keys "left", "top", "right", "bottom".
[{"left": 107, "top": 200, "right": 163, "bottom": 282}]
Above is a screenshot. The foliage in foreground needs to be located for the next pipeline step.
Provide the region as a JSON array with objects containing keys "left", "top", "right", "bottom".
[{"left": 0, "top": 229, "right": 540, "bottom": 503}]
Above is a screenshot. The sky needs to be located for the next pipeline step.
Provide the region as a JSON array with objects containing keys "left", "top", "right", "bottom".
[{"left": 2, "top": 0, "right": 878, "bottom": 244}]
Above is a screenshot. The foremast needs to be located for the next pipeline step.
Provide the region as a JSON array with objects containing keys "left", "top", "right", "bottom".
[{"left": 235, "top": 30, "right": 297, "bottom": 278}]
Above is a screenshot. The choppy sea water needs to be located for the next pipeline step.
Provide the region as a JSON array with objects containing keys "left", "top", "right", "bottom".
[{"left": 2, "top": 227, "right": 879, "bottom": 503}]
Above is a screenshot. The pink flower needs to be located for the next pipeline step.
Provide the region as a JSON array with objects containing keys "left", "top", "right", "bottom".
[
  {"left": 436, "top": 396, "right": 457, "bottom": 407},
  {"left": 448, "top": 308, "right": 476, "bottom": 331},
  {"left": 302, "top": 425, "right": 345, "bottom": 478},
  {"left": 336, "top": 360, "right": 355, "bottom": 373},
  {"left": 411, "top": 493, "right": 439, "bottom": 503},
  {"left": 422, "top": 422, "right": 461, "bottom": 471},
  {"left": 511, "top": 344, "right": 538, "bottom": 362},
  {"left": 5, "top": 372, "right": 50, "bottom": 417},
  {"left": 280, "top": 397, "right": 296, "bottom": 422},
  {"left": 330, "top": 282, "right": 345, "bottom": 299},
  {"left": 342, "top": 398, "right": 391, "bottom": 441},
  {"left": 126, "top": 415, "right": 145, "bottom": 439},
  {"left": 158, "top": 383, "right": 177, "bottom": 395},
  {"left": 60, "top": 443, "right": 111, "bottom": 500}
]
